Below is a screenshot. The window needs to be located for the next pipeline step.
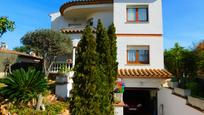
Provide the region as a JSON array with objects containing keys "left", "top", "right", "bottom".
[
  {"left": 127, "top": 46, "right": 149, "bottom": 64},
  {"left": 127, "top": 6, "right": 148, "bottom": 22}
]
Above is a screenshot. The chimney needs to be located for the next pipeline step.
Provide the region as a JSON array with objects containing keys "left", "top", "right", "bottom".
[{"left": 0, "top": 42, "right": 8, "bottom": 50}]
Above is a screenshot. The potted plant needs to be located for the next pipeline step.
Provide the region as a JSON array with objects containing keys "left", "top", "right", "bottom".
[
  {"left": 114, "top": 81, "right": 125, "bottom": 104},
  {"left": 187, "top": 81, "right": 204, "bottom": 110},
  {"left": 167, "top": 76, "right": 178, "bottom": 88},
  {"left": 174, "top": 77, "right": 191, "bottom": 97}
]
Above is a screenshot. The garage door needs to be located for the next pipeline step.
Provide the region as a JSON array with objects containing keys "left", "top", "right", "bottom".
[{"left": 123, "top": 88, "right": 158, "bottom": 115}]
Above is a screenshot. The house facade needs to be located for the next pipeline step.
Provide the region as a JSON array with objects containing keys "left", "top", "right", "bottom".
[{"left": 50, "top": 0, "right": 172, "bottom": 115}]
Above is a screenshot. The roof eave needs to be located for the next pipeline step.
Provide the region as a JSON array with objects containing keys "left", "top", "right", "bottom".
[{"left": 59, "top": 0, "right": 113, "bottom": 15}]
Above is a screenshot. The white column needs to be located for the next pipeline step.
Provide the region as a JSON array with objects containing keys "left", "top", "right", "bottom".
[
  {"left": 72, "top": 39, "right": 80, "bottom": 67},
  {"left": 72, "top": 47, "right": 76, "bottom": 67}
]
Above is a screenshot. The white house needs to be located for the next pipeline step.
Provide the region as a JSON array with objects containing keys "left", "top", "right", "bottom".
[{"left": 50, "top": 0, "right": 173, "bottom": 115}]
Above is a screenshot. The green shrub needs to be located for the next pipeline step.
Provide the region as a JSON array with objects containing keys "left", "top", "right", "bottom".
[
  {"left": 186, "top": 81, "right": 199, "bottom": 97},
  {"left": 9, "top": 105, "right": 46, "bottom": 115},
  {"left": 8, "top": 101, "right": 68, "bottom": 115},
  {"left": 170, "top": 76, "right": 178, "bottom": 82},
  {"left": 0, "top": 68, "right": 48, "bottom": 105},
  {"left": 46, "top": 102, "right": 65, "bottom": 114},
  {"left": 58, "top": 64, "right": 71, "bottom": 74}
]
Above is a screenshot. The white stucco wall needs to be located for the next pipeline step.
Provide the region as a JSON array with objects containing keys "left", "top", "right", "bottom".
[
  {"left": 122, "top": 78, "right": 165, "bottom": 88},
  {"left": 117, "top": 36, "right": 164, "bottom": 69},
  {"left": 50, "top": 12, "right": 87, "bottom": 31},
  {"left": 50, "top": 12, "right": 69, "bottom": 31},
  {"left": 87, "top": 11, "right": 113, "bottom": 28},
  {"left": 114, "top": 0, "right": 163, "bottom": 34},
  {"left": 50, "top": 0, "right": 164, "bottom": 70},
  {"left": 114, "top": 106, "right": 123, "bottom": 115},
  {"left": 158, "top": 88, "right": 204, "bottom": 115},
  {"left": 69, "top": 33, "right": 82, "bottom": 41},
  {"left": 50, "top": 5, "right": 113, "bottom": 31}
]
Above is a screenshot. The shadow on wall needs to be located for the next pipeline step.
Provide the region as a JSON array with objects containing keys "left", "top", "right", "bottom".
[
  {"left": 114, "top": 0, "right": 156, "bottom": 3},
  {"left": 11, "top": 62, "right": 43, "bottom": 72},
  {"left": 51, "top": 13, "right": 69, "bottom": 31}
]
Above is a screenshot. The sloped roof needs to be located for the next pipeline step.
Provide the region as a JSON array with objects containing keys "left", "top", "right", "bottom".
[
  {"left": 118, "top": 69, "right": 172, "bottom": 78},
  {"left": 61, "top": 26, "right": 96, "bottom": 33},
  {"left": 60, "top": 0, "right": 113, "bottom": 15},
  {"left": 0, "top": 49, "right": 42, "bottom": 60}
]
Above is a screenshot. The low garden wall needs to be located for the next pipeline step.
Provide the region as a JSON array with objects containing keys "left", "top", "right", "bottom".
[{"left": 158, "top": 88, "right": 204, "bottom": 115}]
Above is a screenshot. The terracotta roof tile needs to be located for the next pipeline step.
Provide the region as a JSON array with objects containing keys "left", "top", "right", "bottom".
[
  {"left": 60, "top": 0, "right": 113, "bottom": 15},
  {"left": 118, "top": 69, "right": 172, "bottom": 78},
  {"left": 0, "top": 49, "right": 42, "bottom": 60},
  {"left": 60, "top": 26, "right": 96, "bottom": 33}
]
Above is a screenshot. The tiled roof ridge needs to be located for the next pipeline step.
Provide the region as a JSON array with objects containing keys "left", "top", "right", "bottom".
[
  {"left": 118, "top": 68, "right": 172, "bottom": 78},
  {"left": 60, "top": 0, "right": 113, "bottom": 15}
]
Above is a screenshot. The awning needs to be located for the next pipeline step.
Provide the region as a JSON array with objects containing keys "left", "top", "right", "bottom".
[{"left": 118, "top": 69, "right": 172, "bottom": 78}]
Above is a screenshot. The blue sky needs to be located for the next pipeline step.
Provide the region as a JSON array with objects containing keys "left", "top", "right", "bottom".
[{"left": 0, "top": 0, "right": 204, "bottom": 50}]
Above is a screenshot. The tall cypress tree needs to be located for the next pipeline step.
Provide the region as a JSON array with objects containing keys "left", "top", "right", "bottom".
[
  {"left": 96, "top": 20, "right": 114, "bottom": 115},
  {"left": 70, "top": 25, "right": 101, "bottom": 115},
  {"left": 108, "top": 23, "right": 118, "bottom": 109},
  {"left": 108, "top": 23, "right": 118, "bottom": 89}
]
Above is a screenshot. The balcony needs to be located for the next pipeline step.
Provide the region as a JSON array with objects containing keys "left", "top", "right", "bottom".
[
  {"left": 60, "top": 0, "right": 113, "bottom": 20},
  {"left": 49, "top": 62, "right": 72, "bottom": 74}
]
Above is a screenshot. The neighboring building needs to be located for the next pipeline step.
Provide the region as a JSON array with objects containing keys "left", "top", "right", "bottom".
[
  {"left": 50, "top": 0, "right": 173, "bottom": 115},
  {"left": 0, "top": 48, "right": 42, "bottom": 76}
]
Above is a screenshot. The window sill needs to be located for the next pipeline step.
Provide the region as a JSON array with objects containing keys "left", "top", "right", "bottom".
[
  {"left": 125, "top": 21, "right": 149, "bottom": 24},
  {"left": 125, "top": 64, "right": 150, "bottom": 66}
]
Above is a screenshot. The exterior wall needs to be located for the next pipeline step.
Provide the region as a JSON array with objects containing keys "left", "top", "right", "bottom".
[
  {"left": 122, "top": 78, "right": 165, "bottom": 88},
  {"left": 158, "top": 88, "right": 204, "bottom": 115},
  {"left": 69, "top": 33, "right": 82, "bottom": 42},
  {"left": 50, "top": 12, "right": 70, "bottom": 31},
  {"left": 114, "top": 106, "right": 123, "bottom": 115},
  {"left": 50, "top": 12, "right": 87, "bottom": 31},
  {"left": 50, "top": 7, "right": 113, "bottom": 31},
  {"left": 87, "top": 11, "right": 113, "bottom": 28},
  {"left": 113, "top": 0, "right": 163, "bottom": 34},
  {"left": 117, "top": 36, "right": 164, "bottom": 69}
]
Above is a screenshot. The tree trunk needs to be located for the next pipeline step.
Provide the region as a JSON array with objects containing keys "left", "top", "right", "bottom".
[
  {"left": 8, "top": 64, "right": 12, "bottom": 74},
  {"left": 36, "top": 93, "right": 45, "bottom": 111}
]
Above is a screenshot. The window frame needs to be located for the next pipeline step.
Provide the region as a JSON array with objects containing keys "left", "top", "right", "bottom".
[
  {"left": 126, "top": 46, "right": 150, "bottom": 65},
  {"left": 126, "top": 5, "right": 149, "bottom": 23}
]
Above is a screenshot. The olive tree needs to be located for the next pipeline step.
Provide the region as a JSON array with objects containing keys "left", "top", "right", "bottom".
[{"left": 21, "top": 29, "right": 72, "bottom": 76}]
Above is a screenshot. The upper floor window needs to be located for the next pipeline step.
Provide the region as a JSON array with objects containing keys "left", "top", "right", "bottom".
[
  {"left": 127, "top": 46, "right": 149, "bottom": 64},
  {"left": 127, "top": 5, "right": 148, "bottom": 23}
]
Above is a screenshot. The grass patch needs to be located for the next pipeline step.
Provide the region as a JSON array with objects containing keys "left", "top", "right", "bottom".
[{"left": 8, "top": 101, "right": 68, "bottom": 115}]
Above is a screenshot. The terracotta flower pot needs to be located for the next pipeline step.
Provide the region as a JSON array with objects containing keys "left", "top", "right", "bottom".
[{"left": 114, "top": 93, "right": 123, "bottom": 104}]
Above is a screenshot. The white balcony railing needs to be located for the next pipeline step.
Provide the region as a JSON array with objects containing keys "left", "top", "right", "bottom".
[{"left": 49, "top": 62, "right": 72, "bottom": 73}]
